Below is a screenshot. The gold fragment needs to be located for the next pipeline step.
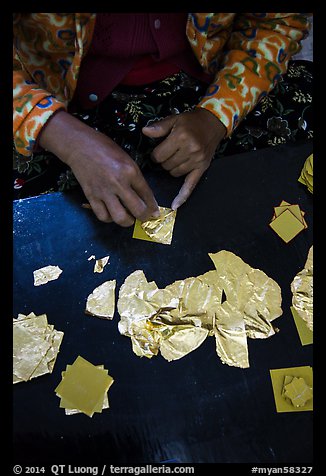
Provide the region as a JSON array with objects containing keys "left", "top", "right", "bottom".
[
  {"left": 33, "top": 265, "right": 63, "bottom": 286},
  {"left": 94, "top": 256, "right": 110, "bottom": 273},
  {"left": 85, "top": 280, "right": 116, "bottom": 319}
]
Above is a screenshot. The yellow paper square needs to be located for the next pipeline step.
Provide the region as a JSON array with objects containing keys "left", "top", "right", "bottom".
[
  {"left": 290, "top": 306, "right": 313, "bottom": 346},
  {"left": 59, "top": 364, "right": 114, "bottom": 414},
  {"left": 274, "top": 204, "right": 307, "bottom": 229},
  {"left": 270, "top": 366, "right": 313, "bottom": 412},
  {"left": 269, "top": 209, "right": 305, "bottom": 243},
  {"left": 55, "top": 356, "right": 113, "bottom": 417},
  {"left": 133, "top": 219, "right": 155, "bottom": 242}
]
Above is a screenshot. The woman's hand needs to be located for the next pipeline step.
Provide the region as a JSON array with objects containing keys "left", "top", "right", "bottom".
[
  {"left": 142, "top": 107, "right": 226, "bottom": 209},
  {"left": 39, "top": 111, "right": 160, "bottom": 227}
]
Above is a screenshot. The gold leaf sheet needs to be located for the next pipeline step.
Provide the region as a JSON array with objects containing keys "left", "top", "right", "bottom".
[
  {"left": 85, "top": 280, "right": 116, "bottom": 319},
  {"left": 291, "top": 246, "right": 313, "bottom": 331},
  {"left": 282, "top": 376, "right": 313, "bottom": 408},
  {"left": 117, "top": 250, "right": 282, "bottom": 368},
  {"left": 33, "top": 265, "right": 63, "bottom": 286},
  {"left": 13, "top": 312, "right": 64, "bottom": 383},
  {"left": 140, "top": 206, "right": 177, "bottom": 245},
  {"left": 208, "top": 251, "right": 282, "bottom": 339}
]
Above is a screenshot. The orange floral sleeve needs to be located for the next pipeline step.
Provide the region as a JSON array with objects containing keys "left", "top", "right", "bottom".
[
  {"left": 13, "top": 13, "right": 95, "bottom": 158},
  {"left": 13, "top": 53, "right": 67, "bottom": 156},
  {"left": 190, "top": 13, "right": 312, "bottom": 136}
]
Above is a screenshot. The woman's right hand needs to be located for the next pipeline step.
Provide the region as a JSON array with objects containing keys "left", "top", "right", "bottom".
[{"left": 39, "top": 110, "right": 160, "bottom": 227}]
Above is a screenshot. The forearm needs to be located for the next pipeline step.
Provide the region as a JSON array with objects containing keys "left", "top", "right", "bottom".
[{"left": 39, "top": 110, "right": 110, "bottom": 167}]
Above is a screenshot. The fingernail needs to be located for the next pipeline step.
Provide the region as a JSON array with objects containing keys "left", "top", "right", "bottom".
[
  {"left": 171, "top": 198, "right": 185, "bottom": 210},
  {"left": 152, "top": 209, "right": 161, "bottom": 218}
]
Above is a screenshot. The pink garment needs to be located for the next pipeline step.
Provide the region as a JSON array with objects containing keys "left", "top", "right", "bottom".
[{"left": 71, "top": 13, "right": 212, "bottom": 109}]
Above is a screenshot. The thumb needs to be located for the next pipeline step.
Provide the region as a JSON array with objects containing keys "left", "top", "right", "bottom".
[
  {"left": 142, "top": 115, "right": 177, "bottom": 138},
  {"left": 171, "top": 168, "right": 204, "bottom": 211}
]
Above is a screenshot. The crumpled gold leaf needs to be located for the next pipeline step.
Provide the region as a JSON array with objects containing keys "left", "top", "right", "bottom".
[
  {"left": 291, "top": 246, "right": 313, "bottom": 331},
  {"left": 117, "top": 270, "right": 179, "bottom": 358},
  {"left": 140, "top": 207, "right": 177, "bottom": 245},
  {"left": 33, "top": 265, "right": 63, "bottom": 286},
  {"left": 85, "top": 280, "right": 116, "bottom": 319},
  {"left": 117, "top": 250, "right": 282, "bottom": 368},
  {"left": 282, "top": 376, "right": 313, "bottom": 407},
  {"left": 208, "top": 251, "right": 282, "bottom": 339},
  {"left": 213, "top": 301, "right": 249, "bottom": 368}
]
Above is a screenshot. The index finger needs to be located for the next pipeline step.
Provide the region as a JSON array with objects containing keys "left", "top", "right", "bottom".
[
  {"left": 131, "top": 172, "right": 160, "bottom": 220},
  {"left": 171, "top": 168, "right": 204, "bottom": 210}
]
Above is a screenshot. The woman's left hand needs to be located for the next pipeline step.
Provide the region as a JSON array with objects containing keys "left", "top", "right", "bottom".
[{"left": 142, "top": 107, "right": 226, "bottom": 209}]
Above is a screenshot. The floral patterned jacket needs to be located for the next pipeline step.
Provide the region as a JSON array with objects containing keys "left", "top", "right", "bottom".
[{"left": 13, "top": 13, "right": 311, "bottom": 158}]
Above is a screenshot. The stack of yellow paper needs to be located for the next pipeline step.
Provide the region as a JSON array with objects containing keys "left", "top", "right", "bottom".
[
  {"left": 55, "top": 356, "right": 114, "bottom": 417},
  {"left": 269, "top": 200, "right": 307, "bottom": 243},
  {"left": 298, "top": 153, "right": 313, "bottom": 193},
  {"left": 13, "top": 312, "right": 64, "bottom": 384}
]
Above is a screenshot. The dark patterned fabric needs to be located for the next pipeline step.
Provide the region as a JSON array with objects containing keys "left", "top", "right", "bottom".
[{"left": 13, "top": 60, "right": 313, "bottom": 199}]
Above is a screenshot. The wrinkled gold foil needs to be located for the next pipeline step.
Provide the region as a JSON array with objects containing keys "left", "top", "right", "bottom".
[
  {"left": 291, "top": 246, "right": 313, "bottom": 331},
  {"left": 117, "top": 250, "right": 283, "bottom": 368},
  {"left": 213, "top": 301, "right": 249, "bottom": 368},
  {"left": 140, "top": 207, "right": 177, "bottom": 245},
  {"left": 208, "top": 251, "right": 282, "bottom": 339},
  {"left": 33, "top": 265, "right": 63, "bottom": 286},
  {"left": 85, "top": 280, "right": 116, "bottom": 319},
  {"left": 282, "top": 376, "right": 313, "bottom": 407},
  {"left": 13, "top": 312, "right": 64, "bottom": 383},
  {"left": 117, "top": 270, "right": 179, "bottom": 358}
]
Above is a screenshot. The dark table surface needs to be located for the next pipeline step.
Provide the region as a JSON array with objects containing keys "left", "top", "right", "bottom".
[{"left": 13, "top": 141, "right": 313, "bottom": 465}]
